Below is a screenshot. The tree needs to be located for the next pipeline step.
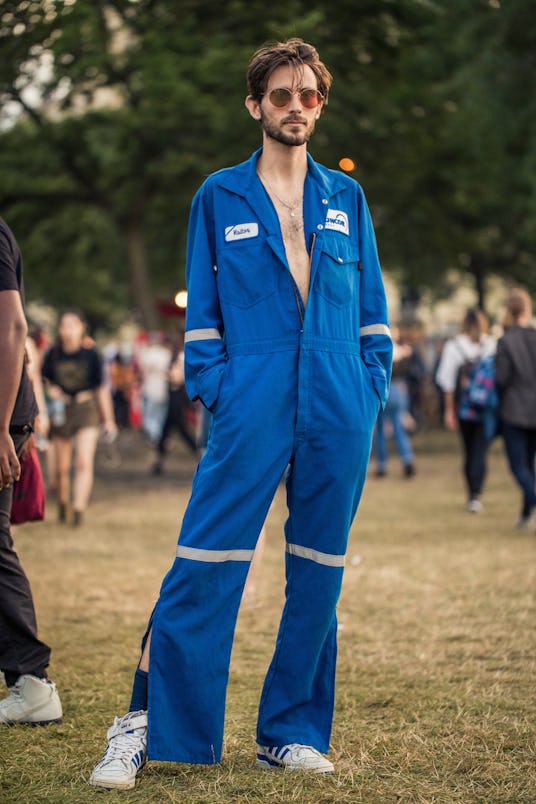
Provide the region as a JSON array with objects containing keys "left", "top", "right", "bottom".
[
  {"left": 362, "top": 0, "right": 536, "bottom": 310},
  {"left": 0, "top": 0, "right": 436, "bottom": 326},
  {"left": 2, "top": 0, "right": 534, "bottom": 326}
]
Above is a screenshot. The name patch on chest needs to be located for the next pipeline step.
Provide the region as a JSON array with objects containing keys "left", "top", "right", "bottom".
[
  {"left": 225, "top": 223, "right": 259, "bottom": 242},
  {"left": 325, "top": 209, "right": 349, "bottom": 236}
]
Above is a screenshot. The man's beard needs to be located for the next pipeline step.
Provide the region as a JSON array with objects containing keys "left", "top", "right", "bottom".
[{"left": 260, "top": 110, "right": 315, "bottom": 146}]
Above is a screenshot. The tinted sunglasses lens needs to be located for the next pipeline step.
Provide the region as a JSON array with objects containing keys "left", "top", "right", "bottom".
[
  {"left": 300, "top": 89, "right": 321, "bottom": 108},
  {"left": 269, "top": 88, "right": 292, "bottom": 107}
]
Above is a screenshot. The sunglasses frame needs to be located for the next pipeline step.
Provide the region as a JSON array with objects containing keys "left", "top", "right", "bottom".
[{"left": 266, "top": 87, "right": 324, "bottom": 109}]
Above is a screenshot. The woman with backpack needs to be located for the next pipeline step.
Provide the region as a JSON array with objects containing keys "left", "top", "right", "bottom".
[
  {"left": 435, "top": 309, "right": 496, "bottom": 512},
  {"left": 495, "top": 289, "right": 536, "bottom": 529}
]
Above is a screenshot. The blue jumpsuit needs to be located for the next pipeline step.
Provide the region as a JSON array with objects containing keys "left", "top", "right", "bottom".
[{"left": 147, "top": 148, "right": 392, "bottom": 763}]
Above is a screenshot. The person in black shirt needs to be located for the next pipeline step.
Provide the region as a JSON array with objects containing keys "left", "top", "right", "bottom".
[
  {"left": 0, "top": 216, "right": 62, "bottom": 725},
  {"left": 42, "top": 310, "right": 117, "bottom": 527}
]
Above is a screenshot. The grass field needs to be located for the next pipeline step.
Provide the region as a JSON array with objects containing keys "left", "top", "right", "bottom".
[{"left": 0, "top": 430, "right": 534, "bottom": 803}]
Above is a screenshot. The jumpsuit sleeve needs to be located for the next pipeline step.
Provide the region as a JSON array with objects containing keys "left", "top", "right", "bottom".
[
  {"left": 183, "top": 182, "right": 228, "bottom": 410},
  {"left": 357, "top": 187, "right": 393, "bottom": 408}
]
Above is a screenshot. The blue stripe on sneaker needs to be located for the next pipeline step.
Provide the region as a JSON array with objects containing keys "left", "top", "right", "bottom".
[{"left": 257, "top": 751, "right": 281, "bottom": 767}]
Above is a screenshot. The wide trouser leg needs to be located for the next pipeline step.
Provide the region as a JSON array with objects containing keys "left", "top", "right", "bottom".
[
  {"left": 256, "top": 350, "right": 379, "bottom": 752},
  {"left": 147, "top": 354, "right": 296, "bottom": 763},
  {"left": 257, "top": 418, "right": 375, "bottom": 750}
]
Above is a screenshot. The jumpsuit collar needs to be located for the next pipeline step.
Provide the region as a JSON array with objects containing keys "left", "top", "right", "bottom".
[
  {"left": 216, "top": 147, "right": 348, "bottom": 202},
  {"left": 215, "top": 148, "right": 350, "bottom": 282}
]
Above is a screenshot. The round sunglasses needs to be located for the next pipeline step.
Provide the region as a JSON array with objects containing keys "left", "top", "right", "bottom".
[{"left": 266, "top": 87, "right": 324, "bottom": 109}]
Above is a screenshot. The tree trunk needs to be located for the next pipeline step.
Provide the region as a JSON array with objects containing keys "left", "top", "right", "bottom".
[
  {"left": 123, "top": 223, "right": 157, "bottom": 330},
  {"left": 472, "top": 268, "right": 486, "bottom": 313}
]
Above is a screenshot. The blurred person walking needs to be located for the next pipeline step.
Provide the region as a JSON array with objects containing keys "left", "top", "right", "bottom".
[
  {"left": 108, "top": 353, "right": 134, "bottom": 430},
  {"left": 90, "top": 38, "right": 391, "bottom": 790},
  {"left": 138, "top": 333, "right": 172, "bottom": 445},
  {"left": 495, "top": 289, "right": 536, "bottom": 529},
  {"left": 0, "top": 217, "right": 62, "bottom": 725},
  {"left": 41, "top": 310, "right": 117, "bottom": 527},
  {"left": 374, "top": 337, "right": 416, "bottom": 478},
  {"left": 436, "top": 309, "right": 496, "bottom": 512},
  {"left": 151, "top": 338, "right": 198, "bottom": 475}
]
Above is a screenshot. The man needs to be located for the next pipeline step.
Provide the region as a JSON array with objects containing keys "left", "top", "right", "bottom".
[
  {"left": 90, "top": 38, "right": 392, "bottom": 790},
  {"left": 0, "top": 217, "right": 62, "bottom": 725}
]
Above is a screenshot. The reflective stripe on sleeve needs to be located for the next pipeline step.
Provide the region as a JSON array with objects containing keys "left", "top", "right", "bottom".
[
  {"left": 359, "top": 324, "right": 391, "bottom": 338},
  {"left": 286, "top": 543, "right": 346, "bottom": 568},
  {"left": 184, "top": 328, "right": 223, "bottom": 343},
  {"left": 177, "top": 545, "right": 254, "bottom": 562}
]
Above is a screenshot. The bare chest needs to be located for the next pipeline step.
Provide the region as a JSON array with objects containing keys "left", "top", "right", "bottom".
[{"left": 272, "top": 201, "right": 311, "bottom": 306}]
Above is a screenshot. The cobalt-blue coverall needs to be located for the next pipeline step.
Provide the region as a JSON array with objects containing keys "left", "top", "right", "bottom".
[{"left": 147, "top": 148, "right": 392, "bottom": 763}]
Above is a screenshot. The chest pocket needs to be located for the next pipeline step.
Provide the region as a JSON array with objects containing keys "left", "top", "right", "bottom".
[
  {"left": 216, "top": 241, "right": 277, "bottom": 309},
  {"left": 315, "top": 239, "right": 360, "bottom": 308}
]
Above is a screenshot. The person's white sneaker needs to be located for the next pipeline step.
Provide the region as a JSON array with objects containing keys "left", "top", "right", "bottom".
[
  {"left": 89, "top": 711, "right": 148, "bottom": 790},
  {"left": 467, "top": 498, "right": 483, "bottom": 513},
  {"left": 256, "top": 743, "right": 334, "bottom": 773},
  {"left": 0, "top": 675, "right": 62, "bottom": 725}
]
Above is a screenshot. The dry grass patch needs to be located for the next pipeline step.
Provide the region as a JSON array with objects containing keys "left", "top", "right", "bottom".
[{"left": 0, "top": 431, "right": 534, "bottom": 802}]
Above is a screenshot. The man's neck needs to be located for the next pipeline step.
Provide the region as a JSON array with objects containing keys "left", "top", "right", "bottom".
[{"left": 257, "top": 138, "right": 308, "bottom": 183}]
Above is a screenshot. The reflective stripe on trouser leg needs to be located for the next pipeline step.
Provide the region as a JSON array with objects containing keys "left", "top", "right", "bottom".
[
  {"left": 146, "top": 389, "right": 294, "bottom": 763},
  {"left": 257, "top": 409, "right": 374, "bottom": 752},
  {"left": 256, "top": 550, "right": 343, "bottom": 753},
  {"left": 148, "top": 554, "right": 252, "bottom": 763}
]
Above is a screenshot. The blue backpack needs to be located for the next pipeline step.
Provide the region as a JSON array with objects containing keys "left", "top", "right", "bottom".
[{"left": 468, "top": 354, "right": 499, "bottom": 440}]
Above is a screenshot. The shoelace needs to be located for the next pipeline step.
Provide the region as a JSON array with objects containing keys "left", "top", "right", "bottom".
[
  {"left": 105, "top": 731, "right": 145, "bottom": 766},
  {"left": 5, "top": 683, "right": 24, "bottom": 701}
]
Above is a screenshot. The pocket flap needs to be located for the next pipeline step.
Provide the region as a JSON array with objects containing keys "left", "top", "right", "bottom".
[{"left": 321, "top": 240, "right": 360, "bottom": 266}]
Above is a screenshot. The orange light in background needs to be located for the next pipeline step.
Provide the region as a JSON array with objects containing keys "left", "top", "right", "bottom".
[
  {"left": 174, "top": 290, "right": 188, "bottom": 309},
  {"left": 339, "top": 157, "right": 355, "bottom": 172}
]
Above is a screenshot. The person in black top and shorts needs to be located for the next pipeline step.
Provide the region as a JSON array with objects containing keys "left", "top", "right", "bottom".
[
  {"left": 0, "top": 216, "right": 63, "bottom": 725},
  {"left": 42, "top": 310, "right": 117, "bottom": 527}
]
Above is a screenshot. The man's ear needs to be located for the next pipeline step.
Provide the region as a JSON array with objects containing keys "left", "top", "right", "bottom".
[{"left": 245, "top": 95, "right": 262, "bottom": 121}]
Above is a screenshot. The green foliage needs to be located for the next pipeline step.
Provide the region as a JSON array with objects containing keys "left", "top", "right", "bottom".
[{"left": 1, "top": 0, "right": 535, "bottom": 325}]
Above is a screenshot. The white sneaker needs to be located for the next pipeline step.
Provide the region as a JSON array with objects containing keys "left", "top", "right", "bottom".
[
  {"left": 467, "top": 498, "right": 483, "bottom": 513},
  {"left": 256, "top": 743, "right": 334, "bottom": 773},
  {"left": 89, "top": 711, "right": 147, "bottom": 790},
  {"left": 0, "top": 674, "right": 62, "bottom": 725}
]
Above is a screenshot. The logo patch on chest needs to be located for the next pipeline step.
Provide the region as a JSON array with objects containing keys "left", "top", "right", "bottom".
[
  {"left": 325, "top": 209, "right": 349, "bottom": 236},
  {"left": 225, "top": 223, "right": 259, "bottom": 242}
]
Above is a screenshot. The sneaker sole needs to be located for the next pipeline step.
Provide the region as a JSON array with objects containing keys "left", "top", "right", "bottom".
[{"left": 88, "top": 778, "right": 137, "bottom": 791}]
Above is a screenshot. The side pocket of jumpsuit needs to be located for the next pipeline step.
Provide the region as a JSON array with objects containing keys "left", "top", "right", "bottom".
[
  {"left": 359, "top": 357, "right": 382, "bottom": 419},
  {"left": 206, "top": 356, "right": 232, "bottom": 416}
]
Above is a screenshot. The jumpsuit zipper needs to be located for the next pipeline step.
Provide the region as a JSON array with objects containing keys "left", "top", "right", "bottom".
[
  {"left": 289, "top": 232, "right": 316, "bottom": 332},
  {"left": 291, "top": 281, "right": 304, "bottom": 329}
]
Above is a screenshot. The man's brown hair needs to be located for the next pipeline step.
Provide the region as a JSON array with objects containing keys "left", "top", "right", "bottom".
[{"left": 247, "top": 38, "right": 332, "bottom": 104}]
